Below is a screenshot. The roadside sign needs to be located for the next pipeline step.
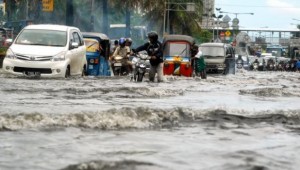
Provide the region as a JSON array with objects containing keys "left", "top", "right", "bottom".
[
  {"left": 220, "top": 32, "right": 225, "bottom": 37},
  {"left": 42, "top": 0, "right": 54, "bottom": 12},
  {"left": 225, "top": 30, "right": 231, "bottom": 37}
]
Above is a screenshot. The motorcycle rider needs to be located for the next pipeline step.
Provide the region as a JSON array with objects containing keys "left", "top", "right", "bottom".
[
  {"left": 236, "top": 55, "right": 244, "bottom": 69},
  {"left": 112, "top": 37, "right": 132, "bottom": 75},
  {"left": 133, "top": 31, "right": 164, "bottom": 82},
  {"left": 125, "top": 38, "right": 134, "bottom": 61},
  {"left": 253, "top": 58, "right": 259, "bottom": 70}
]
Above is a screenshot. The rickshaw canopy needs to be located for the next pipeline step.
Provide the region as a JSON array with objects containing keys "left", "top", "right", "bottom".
[
  {"left": 163, "top": 34, "right": 195, "bottom": 45},
  {"left": 162, "top": 35, "right": 195, "bottom": 58}
]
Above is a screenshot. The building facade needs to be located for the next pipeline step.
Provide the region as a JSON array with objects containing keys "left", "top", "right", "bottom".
[{"left": 201, "top": 0, "right": 215, "bottom": 29}]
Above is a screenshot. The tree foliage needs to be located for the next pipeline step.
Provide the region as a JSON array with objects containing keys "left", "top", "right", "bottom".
[{"left": 4, "top": 0, "right": 206, "bottom": 39}]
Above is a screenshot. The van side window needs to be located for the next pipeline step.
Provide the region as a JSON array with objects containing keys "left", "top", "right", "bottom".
[{"left": 72, "top": 32, "right": 81, "bottom": 45}]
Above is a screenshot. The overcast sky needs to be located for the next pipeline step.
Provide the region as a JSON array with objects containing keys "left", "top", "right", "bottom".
[{"left": 215, "top": 0, "right": 300, "bottom": 30}]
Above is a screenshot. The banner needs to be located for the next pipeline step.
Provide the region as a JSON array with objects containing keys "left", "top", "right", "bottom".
[{"left": 42, "top": 0, "right": 54, "bottom": 12}]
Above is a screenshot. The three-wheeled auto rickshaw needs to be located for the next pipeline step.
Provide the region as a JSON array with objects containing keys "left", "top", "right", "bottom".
[
  {"left": 82, "top": 32, "right": 111, "bottom": 76},
  {"left": 162, "top": 35, "right": 195, "bottom": 77}
]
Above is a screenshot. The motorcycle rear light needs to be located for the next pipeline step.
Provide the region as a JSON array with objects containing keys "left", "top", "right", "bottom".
[{"left": 94, "top": 58, "right": 99, "bottom": 64}]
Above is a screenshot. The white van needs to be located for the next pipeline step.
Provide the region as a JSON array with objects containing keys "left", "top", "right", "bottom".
[
  {"left": 3, "top": 24, "right": 87, "bottom": 78},
  {"left": 199, "top": 43, "right": 235, "bottom": 74}
]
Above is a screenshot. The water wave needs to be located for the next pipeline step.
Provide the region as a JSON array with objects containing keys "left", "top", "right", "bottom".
[
  {"left": 1, "top": 107, "right": 300, "bottom": 131},
  {"left": 239, "top": 87, "right": 300, "bottom": 97},
  {"left": 61, "top": 159, "right": 165, "bottom": 170}
]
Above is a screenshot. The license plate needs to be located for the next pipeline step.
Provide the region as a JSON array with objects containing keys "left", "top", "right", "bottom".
[
  {"left": 24, "top": 71, "right": 41, "bottom": 77},
  {"left": 114, "top": 63, "right": 122, "bottom": 67}
]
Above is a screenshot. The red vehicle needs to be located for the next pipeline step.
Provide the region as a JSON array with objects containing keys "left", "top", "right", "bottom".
[
  {"left": 0, "top": 28, "right": 14, "bottom": 68},
  {"left": 162, "top": 34, "right": 195, "bottom": 77}
]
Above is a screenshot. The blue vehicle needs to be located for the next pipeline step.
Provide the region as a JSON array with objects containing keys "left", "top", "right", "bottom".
[
  {"left": 266, "top": 45, "right": 286, "bottom": 57},
  {"left": 82, "top": 32, "right": 111, "bottom": 76}
]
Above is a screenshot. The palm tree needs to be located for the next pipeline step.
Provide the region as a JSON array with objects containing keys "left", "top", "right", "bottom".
[
  {"left": 108, "top": 0, "right": 141, "bottom": 37},
  {"left": 141, "top": 0, "right": 203, "bottom": 36}
]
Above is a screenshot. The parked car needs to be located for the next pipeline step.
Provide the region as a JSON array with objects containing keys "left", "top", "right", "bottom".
[
  {"left": 2, "top": 24, "right": 87, "bottom": 78},
  {"left": 199, "top": 43, "right": 235, "bottom": 74}
]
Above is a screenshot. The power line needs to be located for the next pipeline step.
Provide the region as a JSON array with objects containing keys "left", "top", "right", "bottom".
[{"left": 216, "top": 4, "right": 300, "bottom": 9}]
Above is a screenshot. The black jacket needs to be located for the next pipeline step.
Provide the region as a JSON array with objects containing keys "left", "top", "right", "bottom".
[{"left": 134, "top": 41, "right": 163, "bottom": 66}]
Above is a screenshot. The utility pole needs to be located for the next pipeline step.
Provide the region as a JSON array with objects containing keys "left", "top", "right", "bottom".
[
  {"left": 90, "top": 0, "right": 94, "bottom": 31},
  {"left": 102, "top": 0, "right": 108, "bottom": 35},
  {"left": 66, "top": 0, "right": 74, "bottom": 26}
]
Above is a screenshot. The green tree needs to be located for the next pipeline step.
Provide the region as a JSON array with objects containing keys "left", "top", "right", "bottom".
[
  {"left": 141, "top": 0, "right": 203, "bottom": 37},
  {"left": 108, "top": 0, "right": 141, "bottom": 37}
]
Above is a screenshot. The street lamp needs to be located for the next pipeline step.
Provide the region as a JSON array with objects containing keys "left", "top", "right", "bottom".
[
  {"left": 212, "top": 8, "right": 223, "bottom": 41},
  {"left": 219, "top": 11, "right": 254, "bottom": 30},
  {"left": 220, "top": 11, "right": 254, "bottom": 18}
]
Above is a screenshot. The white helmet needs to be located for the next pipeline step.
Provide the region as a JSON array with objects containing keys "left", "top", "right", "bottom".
[{"left": 195, "top": 51, "right": 202, "bottom": 58}]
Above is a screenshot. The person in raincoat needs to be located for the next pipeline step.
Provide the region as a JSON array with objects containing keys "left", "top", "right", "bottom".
[{"left": 194, "top": 50, "right": 207, "bottom": 79}]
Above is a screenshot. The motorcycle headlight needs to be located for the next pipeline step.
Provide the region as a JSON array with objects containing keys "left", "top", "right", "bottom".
[
  {"left": 52, "top": 51, "right": 66, "bottom": 61},
  {"left": 132, "top": 57, "right": 138, "bottom": 64},
  {"left": 5, "top": 49, "right": 16, "bottom": 59}
]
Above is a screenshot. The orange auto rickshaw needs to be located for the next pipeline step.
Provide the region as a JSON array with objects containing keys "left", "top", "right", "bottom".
[{"left": 162, "top": 34, "right": 195, "bottom": 77}]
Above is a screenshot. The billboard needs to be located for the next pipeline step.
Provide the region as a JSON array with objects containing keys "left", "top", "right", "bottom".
[{"left": 42, "top": 0, "right": 54, "bottom": 12}]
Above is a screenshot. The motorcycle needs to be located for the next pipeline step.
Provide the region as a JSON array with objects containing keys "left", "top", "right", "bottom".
[
  {"left": 236, "top": 59, "right": 243, "bottom": 72},
  {"left": 112, "top": 55, "right": 129, "bottom": 76},
  {"left": 131, "top": 52, "right": 150, "bottom": 82},
  {"left": 253, "top": 63, "right": 258, "bottom": 71}
]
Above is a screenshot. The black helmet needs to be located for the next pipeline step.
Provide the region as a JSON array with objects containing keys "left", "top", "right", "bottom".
[
  {"left": 114, "top": 39, "right": 119, "bottom": 45},
  {"left": 147, "top": 31, "right": 158, "bottom": 42}
]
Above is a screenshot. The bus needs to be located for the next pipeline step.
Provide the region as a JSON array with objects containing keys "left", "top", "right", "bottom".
[
  {"left": 108, "top": 24, "right": 147, "bottom": 48},
  {"left": 266, "top": 45, "right": 286, "bottom": 57}
]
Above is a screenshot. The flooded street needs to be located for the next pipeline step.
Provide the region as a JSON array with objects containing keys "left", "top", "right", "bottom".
[{"left": 1, "top": 69, "right": 300, "bottom": 170}]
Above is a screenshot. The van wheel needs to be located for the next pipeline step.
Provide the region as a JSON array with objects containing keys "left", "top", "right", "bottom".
[
  {"left": 65, "top": 66, "right": 70, "bottom": 78},
  {"left": 82, "top": 65, "right": 87, "bottom": 76}
]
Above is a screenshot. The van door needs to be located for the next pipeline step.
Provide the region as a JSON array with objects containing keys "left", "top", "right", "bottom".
[{"left": 69, "top": 31, "right": 82, "bottom": 74}]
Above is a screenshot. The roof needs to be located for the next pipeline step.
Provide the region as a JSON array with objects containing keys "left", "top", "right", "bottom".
[
  {"left": 24, "top": 24, "right": 78, "bottom": 31},
  {"left": 199, "top": 42, "right": 228, "bottom": 47},
  {"left": 82, "top": 32, "right": 110, "bottom": 40},
  {"left": 163, "top": 34, "right": 195, "bottom": 44}
]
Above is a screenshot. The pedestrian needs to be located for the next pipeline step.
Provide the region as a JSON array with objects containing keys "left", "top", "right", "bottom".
[
  {"left": 133, "top": 31, "right": 164, "bottom": 82},
  {"left": 296, "top": 59, "right": 300, "bottom": 72}
]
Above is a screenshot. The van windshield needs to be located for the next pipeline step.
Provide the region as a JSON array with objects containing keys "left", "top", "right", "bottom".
[
  {"left": 15, "top": 29, "right": 67, "bottom": 47},
  {"left": 200, "top": 46, "right": 225, "bottom": 58}
]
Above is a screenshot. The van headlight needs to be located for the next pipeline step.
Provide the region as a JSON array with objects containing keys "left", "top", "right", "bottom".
[
  {"left": 52, "top": 51, "right": 66, "bottom": 61},
  {"left": 5, "top": 49, "right": 16, "bottom": 59}
]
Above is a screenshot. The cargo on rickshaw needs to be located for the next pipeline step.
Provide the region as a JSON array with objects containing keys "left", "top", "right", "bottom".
[
  {"left": 82, "top": 32, "right": 111, "bottom": 76},
  {"left": 162, "top": 34, "right": 195, "bottom": 77}
]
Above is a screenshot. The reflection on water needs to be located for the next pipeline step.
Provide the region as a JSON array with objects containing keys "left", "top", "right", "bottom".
[{"left": 0, "top": 69, "right": 300, "bottom": 170}]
